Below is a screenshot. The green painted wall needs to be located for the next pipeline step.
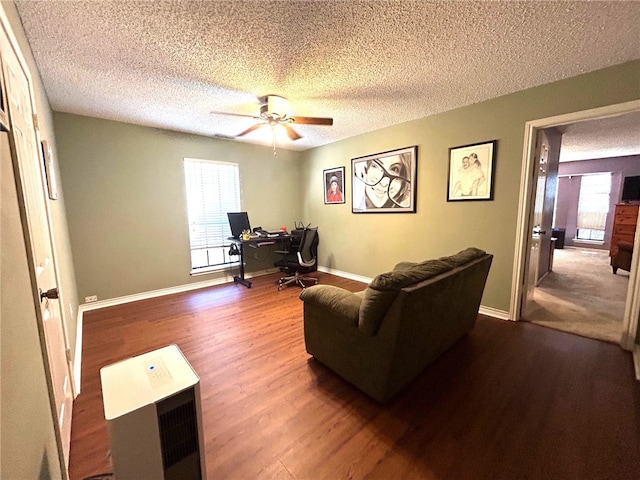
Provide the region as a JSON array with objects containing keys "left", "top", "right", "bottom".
[
  {"left": 55, "top": 62, "right": 639, "bottom": 312},
  {"left": 54, "top": 114, "right": 302, "bottom": 301},
  {"left": 300, "top": 60, "right": 640, "bottom": 312}
]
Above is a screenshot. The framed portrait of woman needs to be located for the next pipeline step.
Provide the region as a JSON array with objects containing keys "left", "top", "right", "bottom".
[
  {"left": 323, "top": 166, "right": 345, "bottom": 204},
  {"left": 351, "top": 146, "right": 417, "bottom": 213}
]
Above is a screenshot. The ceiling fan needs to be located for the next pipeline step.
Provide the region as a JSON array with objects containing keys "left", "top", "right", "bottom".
[{"left": 211, "top": 94, "right": 333, "bottom": 141}]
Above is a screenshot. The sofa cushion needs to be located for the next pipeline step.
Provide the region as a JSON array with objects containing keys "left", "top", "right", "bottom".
[
  {"left": 439, "top": 247, "right": 487, "bottom": 268},
  {"left": 393, "top": 261, "right": 417, "bottom": 271},
  {"left": 371, "top": 258, "right": 453, "bottom": 291},
  {"left": 358, "top": 247, "right": 486, "bottom": 335}
]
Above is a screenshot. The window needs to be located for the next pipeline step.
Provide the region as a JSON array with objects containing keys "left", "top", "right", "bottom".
[
  {"left": 576, "top": 173, "right": 611, "bottom": 241},
  {"left": 184, "top": 158, "right": 240, "bottom": 273}
]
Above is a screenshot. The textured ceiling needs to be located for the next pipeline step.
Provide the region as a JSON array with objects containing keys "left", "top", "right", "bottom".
[
  {"left": 559, "top": 111, "right": 640, "bottom": 162},
  {"left": 13, "top": 0, "right": 640, "bottom": 152}
]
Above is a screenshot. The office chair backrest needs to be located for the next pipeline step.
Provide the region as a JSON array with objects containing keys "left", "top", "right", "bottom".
[
  {"left": 298, "top": 227, "right": 319, "bottom": 266},
  {"left": 289, "top": 228, "right": 305, "bottom": 250}
]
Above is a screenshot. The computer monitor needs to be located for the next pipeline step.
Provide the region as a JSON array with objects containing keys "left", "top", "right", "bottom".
[{"left": 227, "top": 212, "right": 251, "bottom": 239}]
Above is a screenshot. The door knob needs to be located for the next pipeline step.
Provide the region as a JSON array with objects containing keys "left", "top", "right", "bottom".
[
  {"left": 532, "top": 227, "right": 546, "bottom": 235},
  {"left": 40, "top": 287, "right": 59, "bottom": 301}
]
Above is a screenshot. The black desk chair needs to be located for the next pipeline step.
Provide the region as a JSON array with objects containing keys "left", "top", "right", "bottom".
[{"left": 275, "top": 227, "right": 319, "bottom": 290}]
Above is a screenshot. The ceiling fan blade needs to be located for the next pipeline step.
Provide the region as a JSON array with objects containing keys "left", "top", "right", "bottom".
[
  {"left": 236, "top": 123, "right": 266, "bottom": 137},
  {"left": 289, "top": 116, "right": 333, "bottom": 126},
  {"left": 211, "top": 110, "right": 261, "bottom": 120},
  {"left": 282, "top": 124, "right": 302, "bottom": 141}
]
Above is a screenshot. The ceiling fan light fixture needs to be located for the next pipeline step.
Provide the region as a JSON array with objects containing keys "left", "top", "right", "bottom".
[
  {"left": 214, "top": 93, "right": 333, "bottom": 145},
  {"left": 263, "top": 94, "right": 289, "bottom": 119}
]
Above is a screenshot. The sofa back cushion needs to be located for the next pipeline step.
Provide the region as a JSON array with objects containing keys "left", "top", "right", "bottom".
[
  {"left": 358, "top": 247, "right": 486, "bottom": 335},
  {"left": 440, "top": 247, "right": 487, "bottom": 268}
]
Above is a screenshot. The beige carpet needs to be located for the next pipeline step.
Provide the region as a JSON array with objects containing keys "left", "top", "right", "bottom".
[{"left": 526, "top": 246, "right": 629, "bottom": 344}]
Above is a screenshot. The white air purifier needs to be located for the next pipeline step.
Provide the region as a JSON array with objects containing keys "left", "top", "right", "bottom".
[{"left": 100, "top": 344, "right": 206, "bottom": 480}]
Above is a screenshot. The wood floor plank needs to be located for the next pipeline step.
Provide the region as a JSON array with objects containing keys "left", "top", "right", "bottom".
[{"left": 69, "top": 272, "right": 640, "bottom": 480}]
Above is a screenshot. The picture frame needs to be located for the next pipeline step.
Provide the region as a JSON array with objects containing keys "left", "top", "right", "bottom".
[
  {"left": 351, "top": 145, "right": 417, "bottom": 213},
  {"left": 41, "top": 140, "right": 58, "bottom": 200},
  {"left": 323, "top": 166, "right": 345, "bottom": 204},
  {"left": 447, "top": 140, "right": 496, "bottom": 201},
  {"left": 0, "top": 55, "right": 9, "bottom": 132}
]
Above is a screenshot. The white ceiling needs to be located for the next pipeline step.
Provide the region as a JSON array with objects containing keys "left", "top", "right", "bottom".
[{"left": 13, "top": 0, "right": 640, "bottom": 154}]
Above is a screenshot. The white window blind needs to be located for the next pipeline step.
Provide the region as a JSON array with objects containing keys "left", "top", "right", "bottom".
[
  {"left": 576, "top": 173, "right": 611, "bottom": 241},
  {"left": 184, "top": 158, "right": 240, "bottom": 271}
]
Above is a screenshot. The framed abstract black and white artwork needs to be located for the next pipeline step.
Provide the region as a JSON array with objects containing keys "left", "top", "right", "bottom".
[{"left": 351, "top": 145, "right": 417, "bottom": 213}]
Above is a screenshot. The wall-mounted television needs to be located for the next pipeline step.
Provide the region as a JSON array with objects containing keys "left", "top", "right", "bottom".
[{"left": 621, "top": 175, "right": 640, "bottom": 202}]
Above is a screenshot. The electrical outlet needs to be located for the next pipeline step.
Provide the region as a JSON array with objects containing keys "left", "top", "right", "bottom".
[{"left": 85, "top": 295, "right": 98, "bottom": 303}]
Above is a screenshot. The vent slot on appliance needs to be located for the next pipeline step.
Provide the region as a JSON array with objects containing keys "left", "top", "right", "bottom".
[{"left": 157, "top": 387, "right": 201, "bottom": 479}]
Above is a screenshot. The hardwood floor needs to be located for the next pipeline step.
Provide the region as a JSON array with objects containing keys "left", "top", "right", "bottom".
[{"left": 70, "top": 272, "right": 640, "bottom": 480}]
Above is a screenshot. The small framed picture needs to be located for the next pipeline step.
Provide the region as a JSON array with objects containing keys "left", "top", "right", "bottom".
[
  {"left": 351, "top": 145, "right": 417, "bottom": 213},
  {"left": 447, "top": 140, "right": 496, "bottom": 201},
  {"left": 0, "top": 55, "right": 9, "bottom": 132},
  {"left": 324, "top": 166, "right": 345, "bottom": 204},
  {"left": 41, "top": 140, "right": 58, "bottom": 200}
]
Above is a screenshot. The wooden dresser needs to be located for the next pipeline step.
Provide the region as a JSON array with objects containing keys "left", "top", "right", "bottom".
[{"left": 610, "top": 203, "right": 639, "bottom": 256}]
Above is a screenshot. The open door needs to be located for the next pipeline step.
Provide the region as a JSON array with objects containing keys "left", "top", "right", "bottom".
[
  {"left": 522, "top": 130, "right": 557, "bottom": 319},
  {"left": 1, "top": 22, "right": 72, "bottom": 475}
]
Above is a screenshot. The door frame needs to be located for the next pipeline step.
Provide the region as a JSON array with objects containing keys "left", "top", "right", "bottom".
[{"left": 511, "top": 99, "right": 640, "bottom": 352}]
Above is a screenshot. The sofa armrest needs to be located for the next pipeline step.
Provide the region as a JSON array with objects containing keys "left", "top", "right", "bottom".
[{"left": 299, "top": 285, "right": 362, "bottom": 324}]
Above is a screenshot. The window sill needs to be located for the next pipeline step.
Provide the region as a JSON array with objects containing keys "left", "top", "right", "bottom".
[{"left": 572, "top": 239, "right": 605, "bottom": 246}]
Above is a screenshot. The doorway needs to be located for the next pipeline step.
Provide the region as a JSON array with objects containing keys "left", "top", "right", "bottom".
[{"left": 512, "top": 100, "right": 640, "bottom": 353}]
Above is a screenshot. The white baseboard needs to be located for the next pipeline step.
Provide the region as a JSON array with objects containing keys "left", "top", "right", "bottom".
[
  {"left": 317, "top": 266, "right": 372, "bottom": 284},
  {"left": 479, "top": 305, "right": 511, "bottom": 321},
  {"left": 79, "top": 268, "right": 284, "bottom": 312},
  {"left": 634, "top": 345, "right": 640, "bottom": 381}
]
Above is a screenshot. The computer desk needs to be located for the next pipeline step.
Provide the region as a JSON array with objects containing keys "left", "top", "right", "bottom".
[{"left": 228, "top": 234, "right": 291, "bottom": 288}]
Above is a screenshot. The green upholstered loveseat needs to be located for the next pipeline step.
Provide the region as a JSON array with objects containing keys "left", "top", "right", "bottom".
[{"left": 300, "top": 247, "right": 493, "bottom": 403}]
